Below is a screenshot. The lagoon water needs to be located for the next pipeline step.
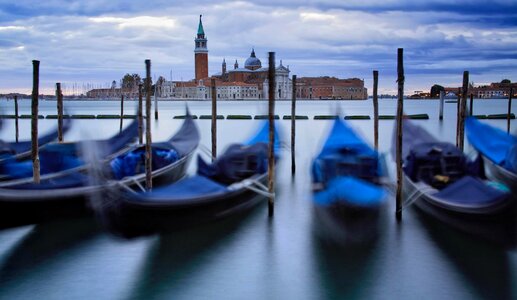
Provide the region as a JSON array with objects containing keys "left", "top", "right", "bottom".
[{"left": 0, "top": 99, "right": 515, "bottom": 299}]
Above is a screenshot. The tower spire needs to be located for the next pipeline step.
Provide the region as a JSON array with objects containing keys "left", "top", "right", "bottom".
[
  {"left": 194, "top": 14, "right": 208, "bottom": 80},
  {"left": 197, "top": 14, "right": 205, "bottom": 37}
]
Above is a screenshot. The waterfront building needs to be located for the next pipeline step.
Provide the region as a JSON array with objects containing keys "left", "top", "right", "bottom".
[
  {"left": 443, "top": 80, "right": 516, "bottom": 98},
  {"left": 295, "top": 77, "right": 368, "bottom": 100}
]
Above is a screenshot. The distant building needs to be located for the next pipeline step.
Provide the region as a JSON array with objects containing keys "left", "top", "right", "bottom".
[
  {"left": 159, "top": 15, "right": 292, "bottom": 100},
  {"left": 443, "top": 81, "right": 516, "bottom": 98},
  {"left": 295, "top": 77, "right": 367, "bottom": 100}
]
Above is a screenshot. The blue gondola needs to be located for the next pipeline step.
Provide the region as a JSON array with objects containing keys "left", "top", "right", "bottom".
[
  {"left": 396, "top": 119, "right": 515, "bottom": 245},
  {"left": 311, "top": 118, "right": 387, "bottom": 245},
  {"left": 0, "top": 118, "right": 136, "bottom": 181},
  {"left": 0, "top": 118, "right": 72, "bottom": 163},
  {"left": 465, "top": 117, "right": 517, "bottom": 192},
  {"left": 95, "top": 121, "right": 279, "bottom": 238},
  {"left": 0, "top": 114, "right": 199, "bottom": 229}
]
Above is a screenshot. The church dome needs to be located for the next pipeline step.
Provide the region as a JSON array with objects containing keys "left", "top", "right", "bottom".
[{"left": 244, "top": 49, "right": 261, "bottom": 70}]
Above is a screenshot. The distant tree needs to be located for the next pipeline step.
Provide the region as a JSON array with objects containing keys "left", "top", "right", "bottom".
[
  {"left": 156, "top": 76, "right": 166, "bottom": 97},
  {"left": 430, "top": 84, "right": 445, "bottom": 98},
  {"left": 501, "top": 79, "right": 511, "bottom": 84},
  {"left": 121, "top": 73, "right": 142, "bottom": 90},
  {"left": 111, "top": 80, "right": 117, "bottom": 89}
]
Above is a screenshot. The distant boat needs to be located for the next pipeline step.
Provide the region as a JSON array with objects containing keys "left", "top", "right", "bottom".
[
  {"left": 312, "top": 118, "right": 387, "bottom": 245},
  {"left": 94, "top": 120, "right": 280, "bottom": 238},
  {"left": 394, "top": 120, "right": 515, "bottom": 245},
  {"left": 466, "top": 117, "right": 517, "bottom": 192}
]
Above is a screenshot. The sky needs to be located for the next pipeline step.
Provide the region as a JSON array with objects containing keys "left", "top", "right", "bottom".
[{"left": 0, "top": 0, "right": 516, "bottom": 95}]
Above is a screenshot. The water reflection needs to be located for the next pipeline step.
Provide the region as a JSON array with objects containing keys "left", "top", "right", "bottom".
[
  {"left": 0, "top": 217, "right": 100, "bottom": 289},
  {"left": 127, "top": 205, "right": 264, "bottom": 299},
  {"left": 311, "top": 230, "right": 380, "bottom": 299},
  {"left": 416, "top": 210, "right": 514, "bottom": 300}
]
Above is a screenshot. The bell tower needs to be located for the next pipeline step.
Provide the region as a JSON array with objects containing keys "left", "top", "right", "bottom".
[{"left": 194, "top": 15, "right": 208, "bottom": 81}]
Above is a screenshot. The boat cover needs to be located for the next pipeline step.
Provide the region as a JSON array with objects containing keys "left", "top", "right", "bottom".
[
  {"left": 0, "top": 118, "right": 72, "bottom": 156},
  {"left": 7, "top": 172, "right": 90, "bottom": 190},
  {"left": 314, "top": 176, "right": 385, "bottom": 207},
  {"left": 131, "top": 175, "right": 228, "bottom": 202},
  {"left": 198, "top": 143, "right": 268, "bottom": 185},
  {"left": 245, "top": 120, "right": 281, "bottom": 152},
  {"left": 432, "top": 176, "right": 509, "bottom": 207},
  {"left": 0, "top": 119, "right": 138, "bottom": 179},
  {"left": 131, "top": 121, "right": 278, "bottom": 202},
  {"left": 312, "top": 118, "right": 380, "bottom": 185},
  {"left": 465, "top": 117, "right": 517, "bottom": 173},
  {"left": 110, "top": 146, "right": 179, "bottom": 180}
]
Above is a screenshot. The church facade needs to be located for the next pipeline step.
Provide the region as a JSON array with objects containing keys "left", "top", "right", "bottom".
[{"left": 160, "top": 15, "right": 292, "bottom": 100}]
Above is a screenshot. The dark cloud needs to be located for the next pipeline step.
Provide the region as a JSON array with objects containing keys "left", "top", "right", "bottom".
[{"left": 0, "top": 0, "right": 515, "bottom": 93}]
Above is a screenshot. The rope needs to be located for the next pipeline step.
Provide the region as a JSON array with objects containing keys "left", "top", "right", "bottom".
[
  {"left": 401, "top": 184, "right": 436, "bottom": 210},
  {"left": 198, "top": 144, "right": 214, "bottom": 159},
  {"left": 228, "top": 178, "right": 275, "bottom": 198},
  {"left": 131, "top": 178, "right": 146, "bottom": 192}
]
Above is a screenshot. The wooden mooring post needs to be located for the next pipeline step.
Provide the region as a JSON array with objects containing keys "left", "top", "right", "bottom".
[
  {"left": 56, "top": 83, "right": 64, "bottom": 142},
  {"left": 31, "top": 60, "right": 40, "bottom": 184},
  {"left": 458, "top": 71, "right": 469, "bottom": 152},
  {"left": 211, "top": 78, "right": 217, "bottom": 161},
  {"left": 268, "top": 51, "right": 276, "bottom": 217},
  {"left": 373, "top": 70, "right": 379, "bottom": 150},
  {"left": 138, "top": 84, "right": 143, "bottom": 144},
  {"left": 119, "top": 95, "right": 124, "bottom": 133},
  {"left": 508, "top": 88, "right": 513, "bottom": 134},
  {"left": 439, "top": 90, "right": 444, "bottom": 121},
  {"left": 145, "top": 60, "right": 153, "bottom": 190},
  {"left": 395, "top": 48, "right": 404, "bottom": 221},
  {"left": 469, "top": 93, "right": 474, "bottom": 116},
  {"left": 14, "top": 95, "right": 19, "bottom": 143},
  {"left": 291, "top": 74, "right": 297, "bottom": 175},
  {"left": 456, "top": 87, "right": 461, "bottom": 147},
  {"left": 154, "top": 82, "right": 158, "bottom": 120}
]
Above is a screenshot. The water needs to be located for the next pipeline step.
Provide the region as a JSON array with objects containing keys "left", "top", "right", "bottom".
[{"left": 0, "top": 99, "right": 515, "bottom": 299}]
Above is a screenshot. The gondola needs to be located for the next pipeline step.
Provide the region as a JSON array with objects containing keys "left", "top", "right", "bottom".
[
  {"left": 96, "top": 121, "right": 279, "bottom": 238},
  {"left": 0, "top": 118, "right": 72, "bottom": 163},
  {"left": 311, "top": 118, "right": 387, "bottom": 245},
  {"left": 0, "top": 118, "right": 136, "bottom": 181},
  {"left": 0, "top": 116, "right": 199, "bottom": 229},
  {"left": 396, "top": 119, "right": 515, "bottom": 245},
  {"left": 465, "top": 117, "right": 517, "bottom": 192}
]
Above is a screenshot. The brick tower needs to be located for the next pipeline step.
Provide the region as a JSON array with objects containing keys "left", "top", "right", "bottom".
[{"left": 194, "top": 15, "right": 208, "bottom": 81}]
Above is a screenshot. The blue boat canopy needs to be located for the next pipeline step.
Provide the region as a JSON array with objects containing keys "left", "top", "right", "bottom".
[
  {"left": 466, "top": 117, "right": 517, "bottom": 173},
  {"left": 314, "top": 176, "right": 385, "bottom": 207}
]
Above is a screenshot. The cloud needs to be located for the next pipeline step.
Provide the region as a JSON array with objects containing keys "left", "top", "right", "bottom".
[{"left": 0, "top": 0, "right": 515, "bottom": 94}]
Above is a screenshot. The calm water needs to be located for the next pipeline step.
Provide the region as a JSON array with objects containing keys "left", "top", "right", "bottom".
[{"left": 0, "top": 99, "right": 515, "bottom": 300}]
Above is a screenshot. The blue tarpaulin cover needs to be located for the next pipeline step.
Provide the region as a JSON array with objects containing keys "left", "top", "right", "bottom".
[
  {"left": 133, "top": 120, "right": 278, "bottom": 203},
  {"left": 312, "top": 118, "right": 380, "bottom": 185},
  {"left": 312, "top": 118, "right": 384, "bottom": 206},
  {"left": 110, "top": 147, "right": 179, "bottom": 180},
  {"left": 133, "top": 175, "right": 228, "bottom": 202},
  {"left": 433, "top": 176, "right": 508, "bottom": 206},
  {"left": 466, "top": 117, "right": 517, "bottom": 173},
  {"left": 0, "top": 119, "right": 138, "bottom": 180},
  {"left": 314, "top": 176, "right": 385, "bottom": 207}
]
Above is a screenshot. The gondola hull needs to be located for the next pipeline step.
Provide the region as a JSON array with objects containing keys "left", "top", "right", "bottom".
[
  {"left": 0, "top": 151, "right": 195, "bottom": 229},
  {"left": 98, "top": 174, "right": 268, "bottom": 238},
  {"left": 404, "top": 174, "right": 516, "bottom": 246},
  {"left": 483, "top": 156, "right": 517, "bottom": 193}
]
